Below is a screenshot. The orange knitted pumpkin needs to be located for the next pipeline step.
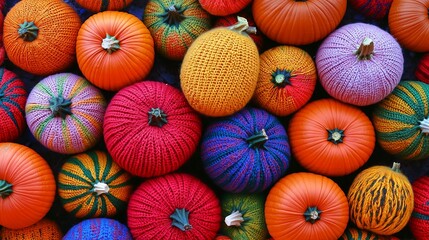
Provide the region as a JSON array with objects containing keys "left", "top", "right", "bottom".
[
  {"left": 0, "top": 218, "right": 63, "bottom": 239},
  {"left": 76, "top": 0, "right": 134, "bottom": 12}
]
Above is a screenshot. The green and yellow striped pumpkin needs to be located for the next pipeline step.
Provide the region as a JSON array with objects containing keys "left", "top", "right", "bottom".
[
  {"left": 373, "top": 80, "right": 429, "bottom": 161},
  {"left": 58, "top": 150, "right": 133, "bottom": 218},
  {"left": 339, "top": 227, "right": 396, "bottom": 240}
]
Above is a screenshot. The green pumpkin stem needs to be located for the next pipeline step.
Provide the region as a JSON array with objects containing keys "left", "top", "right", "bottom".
[
  {"left": 18, "top": 21, "right": 39, "bottom": 42},
  {"left": 49, "top": 95, "right": 72, "bottom": 118},
  {"left": 170, "top": 208, "right": 192, "bottom": 231},
  {"left": 228, "top": 16, "right": 257, "bottom": 35},
  {"left": 102, "top": 34, "right": 120, "bottom": 54},
  {"left": 419, "top": 117, "right": 429, "bottom": 134},
  {"left": 272, "top": 69, "right": 293, "bottom": 88},
  {"left": 304, "top": 206, "right": 321, "bottom": 224},
  {"left": 166, "top": 5, "right": 186, "bottom": 26},
  {"left": 246, "top": 129, "right": 268, "bottom": 148},
  {"left": 355, "top": 37, "right": 374, "bottom": 60},
  {"left": 225, "top": 210, "right": 244, "bottom": 227},
  {"left": 327, "top": 128, "right": 345, "bottom": 144},
  {"left": 92, "top": 182, "right": 110, "bottom": 196},
  {"left": 391, "top": 162, "right": 401, "bottom": 173},
  {"left": 0, "top": 180, "right": 13, "bottom": 199},
  {"left": 148, "top": 108, "right": 167, "bottom": 127}
]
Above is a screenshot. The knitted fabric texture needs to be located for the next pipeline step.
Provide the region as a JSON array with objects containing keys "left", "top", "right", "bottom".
[
  {"left": 339, "top": 227, "right": 393, "bottom": 239},
  {"left": 373, "top": 81, "right": 429, "bottom": 161},
  {"left": 349, "top": 0, "right": 393, "bottom": 19},
  {"left": 58, "top": 150, "right": 133, "bottom": 219},
  {"left": 180, "top": 27, "right": 259, "bottom": 117},
  {"left": 199, "top": 0, "right": 251, "bottom": 16},
  {"left": 316, "top": 22, "right": 403, "bottom": 106},
  {"left": 143, "top": 0, "right": 212, "bottom": 61},
  {"left": 75, "top": 0, "right": 133, "bottom": 12},
  {"left": 0, "top": 218, "right": 63, "bottom": 240},
  {"left": 63, "top": 218, "right": 132, "bottom": 240},
  {"left": 147, "top": 55, "right": 181, "bottom": 89},
  {"left": 127, "top": 173, "right": 222, "bottom": 240},
  {"left": 103, "top": 81, "right": 202, "bottom": 178},
  {"left": 0, "top": 68, "right": 27, "bottom": 142},
  {"left": 409, "top": 176, "right": 429, "bottom": 240},
  {"left": 415, "top": 54, "right": 429, "bottom": 84},
  {"left": 0, "top": 9, "right": 5, "bottom": 66},
  {"left": 3, "top": 0, "right": 81, "bottom": 76},
  {"left": 25, "top": 73, "right": 106, "bottom": 154},
  {"left": 201, "top": 107, "right": 290, "bottom": 193},
  {"left": 253, "top": 45, "right": 317, "bottom": 117}
]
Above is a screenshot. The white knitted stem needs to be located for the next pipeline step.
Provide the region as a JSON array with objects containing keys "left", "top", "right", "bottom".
[
  {"left": 225, "top": 210, "right": 244, "bottom": 227},
  {"left": 93, "top": 182, "right": 109, "bottom": 196},
  {"left": 420, "top": 117, "right": 429, "bottom": 134}
]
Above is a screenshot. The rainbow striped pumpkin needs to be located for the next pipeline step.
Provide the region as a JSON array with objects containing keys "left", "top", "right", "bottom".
[
  {"left": 373, "top": 80, "right": 429, "bottom": 161},
  {"left": 75, "top": 0, "right": 133, "bottom": 12},
  {"left": 409, "top": 176, "right": 429, "bottom": 240},
  {"left": 0, "top": 218, "right": 63, "bottom": 240},
  {"left": 25, "top": 73, "right": 106, "bottom": 154},
  {"left": 58, "top": 150, "right": 133, "bottom": 218}
]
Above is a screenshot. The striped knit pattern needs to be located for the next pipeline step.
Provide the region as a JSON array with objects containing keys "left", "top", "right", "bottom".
[
  {"left": 409, "top": 176, "right": 429, "bottom": 240},
  {"left": 416, "top": 54, "right": 429, "bottom": 84},
  {"left": 0, "top": 219, "right": 63, "bottom": 240},
  {"left": 201, "top": 107, "right": 290, "bottom": 193},
  {"left": 0, "top": 68, "right": 27, "bottom": 142},
  {"left": 316, "top": 22, "right": 403, "bottom": 106},
  {"left": 58, "top": 150, "right": 133, "bottom": 218},
  {"left": 75, "top": 0, "right": 133, "bottom": 12},
  {"left": 25, "top": 73, "right": 106, "bottom": 154},
  {"left": 199, "top": 0, "right": 252, "bottom": 16},
  {"left": 349, "top": 0, "right": 393, "bottom": 19},
  {"left": 63, "top": 218, "right": 132, "bottom": 240},
  {"left": 373, "top": 81, "right": 429, "bottom": 161},
  {"left": 339, "top": 227, "right": 391, "bottom": 239},
  {"left": 127, "top": 173, "right": 221, "bottom": 240},
  {"left": 143, "top": 0, "right": 212, "bottom": 61}
]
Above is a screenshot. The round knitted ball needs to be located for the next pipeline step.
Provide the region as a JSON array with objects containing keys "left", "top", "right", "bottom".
[
  {"left": 103, "top": 80, "right": 202, "bottom": 178},
  {"left": 25, "top": 73, "right": 106, "bottom": 154},
  {"left": 349, "top": 0, "right": 393, "bottom": 20},
  {"left": 180, "top": 17, "right": 259, "bottom": 117},
  {"left": 58, "top": 150, "right": 133, "bottom": 218},
  {"left": 0, "top": 219, "right": 63, "bottom": 240},
  {"left": 63, "top": 218, "right": 132, "bottom": 240},
  {"left": 316, "top": 22, "right": 403, "bottom": 106},
  {"left": 127, "top": 173, "right": 222, "bottom": 240},
  {"left": 416, "top": 54, "right": 429, "bottom": 84},
  {"left": 0, "top": 68, "right": 27, "bottom": 142},
  {"left": 199, "top": 0, "right": 252, "bottom": 16},
  {"left": 409, "top": 176, "right": 429, "bottom": 240},
  {"left": 201, "top": 107, "right": 290, "bottom": 193}
]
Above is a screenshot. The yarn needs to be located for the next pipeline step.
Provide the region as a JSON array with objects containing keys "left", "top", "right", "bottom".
[
  {"left": 409, "top": 176, "right": 429, "bottom": 240},
  {"left": 25, "top": 73, "right": 106, "bottom": 154},
  {"left": 349, "top": 0, "right": 393, "bottom": 20},
  {"left": 316, "top": 22, "right": 403, "bottom": 106},
  {"left": 75, "top": 0, "right": 133, "bottom": 12},
  {"left": 201, "top": 107, "right": 290, "bottom": 193},
  {"left": 339, "top": 227, "right": 393, "bottom": 239},
  {"left": 103, "top": 81, "right": 202, "bottom": 178},
  {"left": 63, "top": 218, "right": 132, "bottom": 240},
  {"left": 0, "top": 218, "right": 63, "bottom": 240},
  {"left": 416, "top": 54, "right": 429, "bottom": 84},
  {"left": 199, "top": 0, "right": 252, "bottom": 16}
]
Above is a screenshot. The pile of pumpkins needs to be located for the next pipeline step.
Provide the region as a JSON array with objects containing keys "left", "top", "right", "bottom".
[{"left": 1, "top": 0, "right": 429, "bottom": 239}]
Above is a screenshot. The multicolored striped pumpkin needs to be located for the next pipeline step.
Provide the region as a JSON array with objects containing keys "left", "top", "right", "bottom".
[
  {"left": 0, "top": 68, "right": 27, "bottom": 142},
  {"left": 63, "top": 218, "right": 132, "bottom": 240},
  {"left": 253, "top": 45, "right": 317, "bottom": 117},
  {"left": 373, "top": 81, "right": 429, "bottom": 161},
  {"left": 349, "top": 0, "right": 393, "bottom": 19},
  {"left": 143, "top": 0, "right": 212, "bottom": 61},
  {"left": 409, "top": 176, "right": 429, "bottom": 240},
  {"left": 58, "top": 150, "right": 133, "bottom": 219},
  {"left": 415, "top": 53, "right": 429, "bottom": 84},
  {"left": 0, "top": 218, "right": 63, "bottom": 240},
  {"left": 25, "top": 73, "right": 106, "bottom": 154},
  {"left": 347, "top": 162, "right": 414, "bottom": 235},
  {"left": 339, "top": 227, "right": 394, "bottom": 240},
  {"left": 75, "top": 0, "right": 133, "bottom": 12},
  {"left": 201, "top": 107, "right": 290, "bottom": 193}
]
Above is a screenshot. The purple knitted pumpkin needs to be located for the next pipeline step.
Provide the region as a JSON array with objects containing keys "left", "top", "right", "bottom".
[
  {"left": 63, "top": 218, "right": 132, "bottom": 240},
  {"left": 25, "top": 73, "right": 106, "bottom": 154},
  {"left": 316, "top": 22, "right": 403, "bottom": 106},
  {"left": 409, "top": 176, "right": 429, "bottom": 240},
  {"left": 201, "top": 107, "right": 290, "bottom": 193}
]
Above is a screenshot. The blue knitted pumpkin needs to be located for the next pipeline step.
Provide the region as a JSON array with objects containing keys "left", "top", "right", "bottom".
[
  {"left": 201, "top": 107, "right": 290, "bottom": 193},
  {"left": 63, "top": 218, "right": 132, "bottom": 240}
]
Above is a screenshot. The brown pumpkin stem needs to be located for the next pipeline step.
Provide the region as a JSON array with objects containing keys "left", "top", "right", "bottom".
[
  {"left": 18, "top": 21, "right": 39, "bottom": 42},
  {"left": 0, "top": 180, "right": 13, "bottom": 199},
  {"left": 228, "top": 16, "right": 257, "bottom": 35},
  {"left": 327, "top": 128, "right": 345, "bottom": 144},
  {"left": 272, "top": 69, "right": 293, "bottom": 88},
  {"left": 148, "top": 108, "right": 168, "bottom": 127},
  {"left": 391, "top": 162, "right": 401, "bottom": 172},
  {"left": 304, "top": 206, "right": 321, "bottom": 224},
  {"left": 355, "top": 37, "right": 374, "bottom": 60},
  {"left": 165, "top": 5, "right": 186, "bottom": 26},
  {"left": 225, "top": 210, "right": 245, "bottom": 227},
  {"left": 49, "top": 95, "right": 72, "bottom": 119},
  {"left": 419, "top": 117, "right": 429, "bottom": 134},
  {"left": 170, "top": 208, "right": 192, "bottom": 231},
  {"left": 102, "top": 34, "right": 120, "bottom": 54},
  {"left": 246, "top": 129, "right": 268, "bottom": 148},
  {"left": 92, "top": 182, "right": 110, "bottom": 196}
]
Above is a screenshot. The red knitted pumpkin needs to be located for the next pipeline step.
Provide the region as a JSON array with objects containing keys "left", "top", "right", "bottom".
[
  {"left": 199, "top": 0, "right": 252, "bottom": 16},
  {"left": 409, "top": 176, "right": 429, "bottom": 240},
  {"left": 416, "top": 54, "right": 429, "bottom": 84},
  {"left": 349, "top": 0, "right": 393, "bottom": 20}
]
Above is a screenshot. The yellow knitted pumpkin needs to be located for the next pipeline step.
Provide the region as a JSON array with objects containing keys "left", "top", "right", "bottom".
[{"left": 180, "top": 17, "right": 260, "bottom": 117}]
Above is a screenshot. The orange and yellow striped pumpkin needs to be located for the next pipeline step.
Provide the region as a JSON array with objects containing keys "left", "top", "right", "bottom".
[
  {"left": 0, "top": 218, "right": 63, "bottom": 240},
  {"left": 75, "top": 0, "right": 134, "bottom": 12}
]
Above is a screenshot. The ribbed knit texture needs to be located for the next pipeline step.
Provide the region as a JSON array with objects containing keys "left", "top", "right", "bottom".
[
  {"left": 349, "top": 0, "right": 393, "bottom": 19},
  {"left": 63, "top": 218, "right": 132, "bottom": 240},
  {"left": 373, "top": 81, "right": 429, "bottom": 161},
  {"left": 180, "top": 27, "right": 259, "bottom": 117},
  {"left": 25, "top": 73, "right": 106, "bottom": 154},
  {"left": 316, "top": 22, "right": 403, "bottom": 106},
  {"left": 409, "top": 176, "right": 429, "bottom": 240},
  {"left": 201, "top": 107, "right": 290, "bottom": 193},
  {"left": 143, "top": 0, "right": 212, "bottom": 61},
  {"left": 0, "top": 9, "right": 5, "bottom": 66},
  {"left": 0, "top": 68, "right": 27, "bottom": 142},
  {"left": 339, "top": 227, "right": 392, "bottom": 239},
  {"left": 103, "top": 81, "right": 202, "bottom": 178},
  {"left": 58, "top": 150, "right": 133, "bottom": 218},
  {"left": 253, "top": 46, "right": 317, "bottom": 117},
  {"left": 416, "top": 54, "right": 429, "bottom": 84},
  {"left": 127, "top": 173, "right": 221, "bottom": 240},
  {"left": 0, "top": 218, "right": 63, "bottom": 240},
  {"left": 3, "top": 0, "right": 81, "bottom": 76},
  {"left": 76, "top": 0, "right": 133, "bottom": 12}
]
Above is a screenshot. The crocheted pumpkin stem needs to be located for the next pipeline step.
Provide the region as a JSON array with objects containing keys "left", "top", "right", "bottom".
[
  {"left": 0, "top": 180, "right": 13, "bottom": 198},
  {"left": 102, "top": 34, "right": 120, "bottom": 54},
  {"left": 148, "top": 108, "right": 168, "bottom": 127},
  {"left": 304, "top": 206, "right": 321, "bottom": 224},
  {"left": 228, "top": 16, "right": 257, "bottom": 35},
  {"left": 246, "top": 129, "right": 268, "bottom": 148},
  {"left": 355, "top": 37, "right": 374, "bottom": 60},
  {"left": 165, "top": 5, "right": 185, "bottom": 26},
  {"left": 170, "top": 208, "right": 192, "bottom": 231},
  {"left": 327, "top": 128, "right": 345, "bottom": 144},
  {"left": 49, "top": 95, "right": 72, "bottom": 118},
  {"left": 18, "top": 21, "right": 39, "bottom": 42},
  {"left": 93, "top": 182, "right": 110, "bottom": 196},
  {"left": 419, "top": 117, "right": 429, "bottom": 134},
  {"left": 225, "top": 210, "right": 245, "bottom": 227},
  {"left": 272, "top": 69, "right": 292, "bottom": 87},
  {"left": 391, "top": 162, "right": 401, "bottom": 173}
]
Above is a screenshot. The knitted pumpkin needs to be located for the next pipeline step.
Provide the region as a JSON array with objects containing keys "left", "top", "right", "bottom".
[
  {"left": 75, "top": 0, "right": 133, "bottom": 12},
  {"left": 0, "top": 218, "right": 63, "bottom": 240},
  {"left": 288, "top": 98, "right": 376, "bottom": 177},
  {"left": 416, "top": 54, "right": 429, "bottom": 84},
  {"left": 0, "top": 143, "right": 56, "bottom": 229},
  {"left": 63, "top": 218, "right": 132, "bottom": 240},
  {"left": 58, "top": 150, "right": 133, "bottom": 219},
  {"left": 265, "top": 172, "right": 349, "bottom": 240},
  {"left": 201, "top": 107, "right": 290, "bottom": 193},
  {"left": 3, "top": 0, "right": 81, "bottom": 76},
  {"left": 316, "top": 22, "right": 403, "bottom": 106},
  {"left": 0, "top": 68, "right": 27, "bottom": 142},
  {"left": 373, "top": 81, "right": 429, "bottom": 161},
  {"left": 76, "top": 11, "right": 155, "bottom": 91},
  {"left": 0, "top": 7, "right": 5, "bottom": 66},
  {"left": 349, "top": 0, "right": 393, "bottom": 20},
  {"left": 127, "top": 173, "right": 222, "bottom": 239},
  {"left": 220, "top": 193, "right": 268, "bottom": 240},
  {"left": 253, "top": 45, "right": 317, "bottom": 117},
  {"left": 143, "top": 0, "right": 212, "bottom": 61},
  {"left": 199, "top": 0, "right": 252, "bottom": 16},
  {"left": 25, "top": 73, "right": 106, "bottom": 154},
  {"left": 339, "top": 227, "right": 393, "bottom": 240},
  {"left": 103, "top": 81, "right": 202, "bottom": 178},
  {"left": 348, "top": 162, "right": 414, "bottom": 235},
  {"left": 409, "top": 176, "right": 429, "bottom": 240},
  {"left": 180, "top": 16, "right": 259, "bottom": 117}
]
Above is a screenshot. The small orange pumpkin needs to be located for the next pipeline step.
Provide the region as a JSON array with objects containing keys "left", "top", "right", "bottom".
[{"left": 0, "top": 218, "right": 63, "bottom": 239}]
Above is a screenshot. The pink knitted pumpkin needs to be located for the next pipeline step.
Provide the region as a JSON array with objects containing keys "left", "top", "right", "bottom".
[
  {"left": 416, "top": 54, "right": 429, "bottom": 84},
  {"left": 316, "top": 22, "right": 403, "bottom": 106},
  {"left": 103, "top": 81, "right": 202, "bottom": 178},
  {"left": 199, "top": 0, "right": 252, "bottom": 16},
  {"left": 409, "top": 176, "right": 429, "bottom": 240}
]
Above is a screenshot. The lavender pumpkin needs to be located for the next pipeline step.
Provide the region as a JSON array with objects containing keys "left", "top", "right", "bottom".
[{"left": 316, "top": 22, "right": 403, "bottom": 106}]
